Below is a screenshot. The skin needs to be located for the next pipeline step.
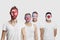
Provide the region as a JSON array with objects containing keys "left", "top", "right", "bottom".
[
  {"left": 40, "top": 28, "right": 44, "bottom": 40},
  {"left": 32, "top": 13, "right": 44, "bottom": 40},
  {"left": 1, "top": 8, "right": 18, "bottom": 40},
  {"left": 46, "top": 14, "right": 57, "bottom": 37},
  {"left": 22, "top": 14, "right": 38, "bottom": 40},
  {"left": 41, "top": 14, "right": 57, "bottom": 40},
  {"left": 32, "top": 13, "right": 38, "bottom": 22}
]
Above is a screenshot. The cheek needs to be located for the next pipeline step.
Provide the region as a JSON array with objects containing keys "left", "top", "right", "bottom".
[
  {"left": 26, "top": 17, "right": 31, "bottom": 20},
  {"left": 11, "top": 12, "right": 18, "bottom": 16},
  {"left": 14, "top": 13, "right": 18, "bottom": 16}
]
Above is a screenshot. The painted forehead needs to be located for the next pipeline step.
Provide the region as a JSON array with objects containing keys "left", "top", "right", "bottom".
[
  {"left": 11, "top": 9, "right": 18, "bottom": 12},
  {"left": 25, "top": 15, "right": 31, "bottom": 17}
]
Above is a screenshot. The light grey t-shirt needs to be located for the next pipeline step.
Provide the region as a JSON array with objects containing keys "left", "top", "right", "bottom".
[
  {"left": 43, "top": 21, "right": 57, "bottom": 40},
  {"left": 3, "top": 22, "right": 23, "bottom": 40}
]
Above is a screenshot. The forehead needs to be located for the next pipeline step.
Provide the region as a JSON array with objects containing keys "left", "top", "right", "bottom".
[
  {"left": 33, "top": 13, "right": 38, "bottom": 16},
  {"left": 26, "top": 15, "right": 31, "bottom": 17},
  {"left": 11, "top": 9, "right": 17, "bottom": 11}
]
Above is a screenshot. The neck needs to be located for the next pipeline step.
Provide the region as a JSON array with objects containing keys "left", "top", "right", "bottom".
[
  {"left": 26, "top": 21, "right": 30, "bottom": 23},
  {"left": 9, "top": 19, "right": 17, "bottom": 26},
  {"left": 25, "top": 22, "right": 32, "bottom": 26},
  {"left": 46, "top": 19, "right": 51, "bottom": 23},
  {"left": 10, "top": 19, "right": 17, "bottom": 23}
]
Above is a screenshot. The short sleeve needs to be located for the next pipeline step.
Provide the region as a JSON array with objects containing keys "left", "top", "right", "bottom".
[
  {"left": 40, "top": 22, "right": 45, "bottom": 28},
  {"left": 54, "top": 23, "right": 57, "bottom": 29},
  {"left": 54, "top": 26, "right": 57, "bottom": 29},
  {"left": 2, "top": 24, "right": 7, "bottom": 31}
]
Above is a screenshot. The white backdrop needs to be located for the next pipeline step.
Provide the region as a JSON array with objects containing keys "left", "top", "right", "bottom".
[
  {"left": 0, "top": 0, "right": 60, "bottom": 25},
  {"left": 0, "top": 0, "right": 60, "bottom": 40}
]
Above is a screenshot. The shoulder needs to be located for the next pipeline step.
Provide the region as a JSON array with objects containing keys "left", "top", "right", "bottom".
[
  {"left": 52, "top": 22, "right": 58, "bottom": 29},
  {"left": 17, "top": 21, "right": 25, "bottom": 28},
  {"left": 21, "top": 26, "right": 25, "bottom": 31},
  {"left": 3, "top": 21, "right": 9, "bottom": 27},
  {"left": 33, "top": 24, "right": 37, "bottom": 31},
  {"left": 0, "top": 25, "right": 3, "bottom": 30}
]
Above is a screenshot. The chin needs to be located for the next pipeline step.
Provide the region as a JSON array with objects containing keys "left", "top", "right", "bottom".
[
  {"left": 26, "top": 20, "right": 30, "bottom": 22},
  {"left": 47, "top": 19, "right": 51, "bottom": 20},
  {"left": 12, "top": 18, "right": 16, "bottom": 20}
]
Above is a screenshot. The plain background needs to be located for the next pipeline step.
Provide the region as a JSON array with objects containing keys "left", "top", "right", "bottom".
[
  {"left": 0, "top": 0, "right": 60, "bottom": 40},
  {"left": 0, "top": 0, "right": 60, "bottom": 25}
]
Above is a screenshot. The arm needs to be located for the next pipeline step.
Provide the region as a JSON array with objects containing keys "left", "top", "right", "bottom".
[
  {"left": 34, "top": 25, "right": 38, "bottom": 40},
  {"left": 1, "top": 30, "right": 7, "bottom": 40},
  {"left": 54, "top": 28, "right": 57, "bottom": 37},
  {"left": 21, "top": 28, "right": 26, "bottom": 40},
  {"left": 40, "top": 28, "right": 44, "bottom": 40}
]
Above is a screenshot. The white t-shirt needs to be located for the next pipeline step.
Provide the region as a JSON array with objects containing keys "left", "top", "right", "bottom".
[
  {"left": 43, "top": 21, "right": 57, "bottom": 40},
  {"left": 3, "top": 22, "right": 23, "bottom": 40},
  {"left": 24, "top": 24, "right": 35, "bottom": 40},
  {"left": 0, "top": 26, "right": 2, "bottom": 40},
  {"left": 32, "top": 21, "right": 43, "bottom": 40}
]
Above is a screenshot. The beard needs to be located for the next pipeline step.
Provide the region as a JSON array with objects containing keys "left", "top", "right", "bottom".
[
  {"left": 11, "top": 16, "right": 17, "bottom": 20},
  {"left": 32, "top": 18, "right": 37, "bottom": 22}
]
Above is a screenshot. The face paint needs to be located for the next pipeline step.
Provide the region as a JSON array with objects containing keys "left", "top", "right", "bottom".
[
  {"left": 12, "top": 9, "right": 18, "bottom": 16},
  {"left": 11, "top": 9, "right": 18, "bottom": 19},
  {"left": 46, "top": 14, "right": 52, "bottom": 20},
  {"left": 32, "top": 13, "right": 38, "bottom": 18},
  {"left": 32, "top": 13, "right": 38, "bottom": 22},
  {"left": 25, "top": 15, "right": 31, "bottom": 22},
  {"left": 47, "top": 15, "right": 51, "bottom": 18},
  {"left": 26, "top": 17, "right": 30, "bottom": 20}
]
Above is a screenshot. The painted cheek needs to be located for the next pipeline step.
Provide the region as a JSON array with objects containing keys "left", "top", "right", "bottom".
[
  {"left": 26, "top": 17, "right": 30, "bottom": 20},
  {"left": 12, "top": 10, "right": 18, "bottom": 15},
  {"left": 14, "top": 13, "right": 18, "bottom": 16}
]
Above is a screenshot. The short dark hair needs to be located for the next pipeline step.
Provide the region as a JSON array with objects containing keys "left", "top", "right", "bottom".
[
  {"left": 24, "top": 13, "right": 31, "bottom": 19},
  {"left": 45, "top": 12, "right": 52, "bottom": 17},
  {"left": 32, "top": 11, "right": 38, "bottom": 17},
  {"left": 10, "top": 6, "right": 18, "bottom": 14}
]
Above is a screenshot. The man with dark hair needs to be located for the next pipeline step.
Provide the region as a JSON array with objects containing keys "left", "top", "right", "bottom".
[
  {"left": 22, "top": 13, "right": 38, "bottom": 40},
  {"left": 32, "top": 11, "right": 44, "bottom": 40},
  {"left": 32, "top": 11, "right": 38, "bottom": 22},
  {"left": 42, "top": 12, "right": 57, "bottom": 40},
  {"left": 1, "top": 6, "right": 22, "bottom": 40}
]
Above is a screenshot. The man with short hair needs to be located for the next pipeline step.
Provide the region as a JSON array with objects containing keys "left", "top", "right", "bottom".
[
  {"left": 1, "top": 6, "right": 22, "bottom": 40},
  {"left": 42, "top": 12, "right": 57, "bottom": 40}
]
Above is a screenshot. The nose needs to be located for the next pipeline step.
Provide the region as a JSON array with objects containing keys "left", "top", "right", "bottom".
[
  {"left": 47, "top": 16, "right": 50, "bottom": 18},
  {"left": 26, "top": 17, "right": 30, "bottom": 20},
  {"left": 12, "top": 12, "right": 18, "bottom": 16}
]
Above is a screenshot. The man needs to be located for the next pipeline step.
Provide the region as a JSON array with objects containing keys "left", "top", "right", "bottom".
[
  {"left": 32, "top": 11, "right": 43, "bottom": 40},
  {"left": 1, "top": 6, "right": 22, "bottom": 40},
  {"left": 21, "top": 13, "right": 38, "bottom": 40},
  {"left": 42, "top": 12, "right": 57, "bottom": 40}
]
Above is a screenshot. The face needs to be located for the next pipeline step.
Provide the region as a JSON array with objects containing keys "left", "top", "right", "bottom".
[
  {"left": 32, "top": 13, "right": 38, "bottom": 21},
  {"left": 25, "top": 15, "right": 31, "bottom": 22},
  {"left": 10, "top": 9, "right": 18, "bottom": 19},
  {"left": 46, "top": 14, "right": 52, "bottom": 20}
]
